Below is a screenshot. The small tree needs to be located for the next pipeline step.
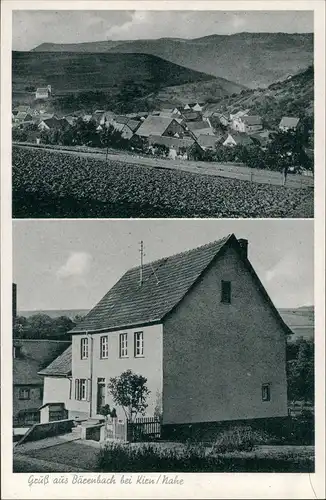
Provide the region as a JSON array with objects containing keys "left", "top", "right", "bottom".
[{"left": 108, "top": 369, "right": 150, "bottom": 422}]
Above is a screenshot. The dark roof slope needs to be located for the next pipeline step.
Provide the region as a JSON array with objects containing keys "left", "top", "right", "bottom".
[
  {"left": 70, "top": 234, "right": 291, "bottom": 336},
  {"left": 13, "top": 340, "right": 71, "bottom": 384},
  {"left": 38, "top": 345, "right": 72, "bottom": 377}
]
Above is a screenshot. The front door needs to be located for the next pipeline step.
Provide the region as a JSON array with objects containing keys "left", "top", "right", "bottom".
[{"left": 96, "top": 378, "right": 106, "bottom": 415}]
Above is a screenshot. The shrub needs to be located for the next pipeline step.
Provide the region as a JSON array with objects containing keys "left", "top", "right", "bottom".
[
  {"left": 211, "top": 426, "right": 270, "bottom": 454},
  {"left": 97, "top": 439, "right": 314, "bottom": 473}
]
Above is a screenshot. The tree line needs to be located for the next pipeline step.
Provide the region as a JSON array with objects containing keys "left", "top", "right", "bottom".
[{"left": 13, "top": 313, "right": 85, "bottom": 340}]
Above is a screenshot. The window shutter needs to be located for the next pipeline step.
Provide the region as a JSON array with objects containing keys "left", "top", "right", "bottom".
[
  {"left": 69, "top": 378, "right": 72, "bottom": 400},
  {"left": 75, "top": 379, "right": 79, "bottom": 400}
]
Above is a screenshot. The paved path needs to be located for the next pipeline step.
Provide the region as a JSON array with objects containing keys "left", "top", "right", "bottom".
[{"left": 14, "top": 143, "right": 313, "bottom": 189}]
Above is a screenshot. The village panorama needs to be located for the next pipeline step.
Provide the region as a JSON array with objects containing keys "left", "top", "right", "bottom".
[{"left": 12, "top": 18, "right": 314, "bottom": 218}]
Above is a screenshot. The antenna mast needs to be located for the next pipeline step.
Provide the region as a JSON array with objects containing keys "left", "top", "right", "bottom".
[{"left": 139, "top": 240, "right": 144, "bottom": 286}]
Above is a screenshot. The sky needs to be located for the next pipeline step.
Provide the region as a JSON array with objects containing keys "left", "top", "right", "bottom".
[
  {"left": 13, "top": 219, "right": 314, "bottom": 312},
  {"left": 12, "top": 10, "right": 313, "bottom": 51}
]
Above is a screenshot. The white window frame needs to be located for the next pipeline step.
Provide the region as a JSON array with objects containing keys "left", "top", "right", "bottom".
[
  {"left": 262, "top": 383, "right": 271, "bottom": 402},
  {"left": 80, "top": 337, "right": 89, "bottom": 359},
  {"left": 119, "top": 333, "right": 128, "bottom": 358},
  {"left": 100, "top": 335, "right": 109, "bottom": 359},
  {"left": 134, "top": 331, "right": 144, "bottom": 357},
  {"left": 75, "top": 378, "right": 88, "bottom": 401},
  {"left": 80, "top": 379, "right": 87, "bottom": 401}
]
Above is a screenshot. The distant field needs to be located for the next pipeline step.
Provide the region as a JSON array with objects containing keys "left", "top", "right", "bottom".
[{"left": 12, "top": 146, "right": 314, "bottom": 219}]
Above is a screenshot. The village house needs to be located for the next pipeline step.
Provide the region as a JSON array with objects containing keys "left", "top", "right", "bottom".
[
  {"left": 108, "top": 116, "right": 141, "bottom": 139},
  {"left": 38, "top": 117, "right": 69, "bottom": 132},
  {"left": 223, "top": 132, "right": 255, "bottom": 147},
  {"left": 13, "top": 112, "right": 34, "bottom": 125},
  {"left": 230, "top": 109, "right": 250, "bottom": 121},
  {"left": 136, "top": 116, "right": 187, "bottom": 139},
  {"left": 231, "top": 115, "right": 263, "bottom": 134},
  {"left": 13, "top": 339, "right": 71, "bottom": 426},
  {"left": 184, "top": 102, "right": 205, "bottom": 112},
  {"left": 64, "top": 115, "right": 78, "bottom": 126},
  {"left": 148, "top": 135, "right": 195, "bottom": 159},
  {"left": 35, "top": 85, "right": 52, "bottom": 100},
  {"left": 99, "top": 111, "right": 116, "bottom": 126},
  {"left": 186, "top": 120, "right": 215, "bottom": 139},
  {"left": 250, "top": 130, "right": 273, "bottom": 149},
  {"left": 159, "top": 108, "right": 181, "bottom": 117},
  {"left": 279, "top": 116, "right": 300, "bottom": 132},
  {"left": 218, "top": 113, "right": 230, "bottom": 127},
  {"left": 181, "top": 110, "right": 202, "bottom": 122},
  {"left": 40, "top": 235, "right": 289, "bottom": 437},
  {"left": 196, "top": 134, "right": 223, "bottom": 151}
]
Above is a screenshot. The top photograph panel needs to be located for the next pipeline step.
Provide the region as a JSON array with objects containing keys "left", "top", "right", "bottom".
[{"left": 12, "top": 10, "right": 314, "bottom": 219}]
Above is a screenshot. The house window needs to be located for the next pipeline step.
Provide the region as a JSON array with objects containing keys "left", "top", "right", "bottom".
[
  {"left": 80, "top": 338, "right": 88, "bottom": 359},
  {"left": 19, "top": 388, "right": 30, "bottom": 400},
  {"left": 262, "top": 384, "right": 271, "bottom": 402},
  {"left": 221, "top": 280, "right": 231, "bottom": 304},
  {"left": 134, "top": 331, "right": 144, "bottom": 357},
  {"left": 100, "top": 335, "right": 109, "bottom": 359},
  {"left": 119, "top": 333, "right": 128, "bottom": 358},
  {"left": 75, "top": 379, "right": 88, "bottom": 401}
]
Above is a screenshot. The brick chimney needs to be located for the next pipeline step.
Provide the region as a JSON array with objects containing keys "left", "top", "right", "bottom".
[{"left": 238, "top": 238, "right": 248, "bottom": 259}]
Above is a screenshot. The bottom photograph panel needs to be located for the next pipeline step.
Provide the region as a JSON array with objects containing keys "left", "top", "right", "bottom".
[{"left": 12, "top": 219, "right": 314, "bottom": 473}]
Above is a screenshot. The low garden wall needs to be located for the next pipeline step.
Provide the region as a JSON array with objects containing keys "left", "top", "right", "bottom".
[
  {"left": 16, "top": 419, "right": 74, "bottom": 445},
  {"left": 161, "top": 416, "right": 314, "bottom": 445}
]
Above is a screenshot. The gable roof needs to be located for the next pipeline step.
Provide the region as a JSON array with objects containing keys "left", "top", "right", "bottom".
[
  {"left": 40, "top": 117, "right": 66, "bottom": 129},
  {"left": 69, "top": 234, "right": 291, "bottom": 336},
  {"left": 36, "top": 87, "right": 50, "bottom": 93},
  {"left": 241, "top": 115, "right": 262, "bottom": 126},
  {"left": 14, "top": 105, "right": 31, "bottom": 113},
  {"left": 38, "top": 345, "right": 72, "bottom": 377},
  {"left": 126, "top": 119, "right": 141, "bottom": 132},
  {"left": 182, "top": 111, "right": 202, "bottom": 121},
  {"left": 225, "top": 133, "right": 254, "bottom": 146},
  {"left": 279, "top": 116, "right": 300, "bottom": 128},
  {"left": 196, "top": 134, "right": 222, "bottom": 148},
  {"left": 187, "top": 121, "right": 213, "bottom": 132},
  {"left": 135, "top": 116, "right": 175, "bottom": 137}
]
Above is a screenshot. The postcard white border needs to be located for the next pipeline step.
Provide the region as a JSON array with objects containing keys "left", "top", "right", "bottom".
[{"left": 1, "top": 1, "right": 325, "bottom": 499}]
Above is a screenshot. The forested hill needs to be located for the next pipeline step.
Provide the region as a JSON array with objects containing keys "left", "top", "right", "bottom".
[
  {"left": 12, "top": 51, "right": 216, "bottom": 94},
  {"left": 32, "top": 32, "right": 313, "bottom": 88},
  {"left": 213, "top": 66, "right": 314, "bottom": 130}
]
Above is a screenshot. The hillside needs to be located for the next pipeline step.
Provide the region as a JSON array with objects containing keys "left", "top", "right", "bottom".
[
  {"left": 152, "top": 78, "right": 246, "bottom": 106},
  {"left": 279, "top": 306, "right": 314, "bottom": 342},
  {"left": 32, "top": 32, "right": 314, "bottom": 88},
  {"left": 19, "top": 306, "right": 314, "bottom": 342},
  {"left": 19, "top": 309, "right": 90, "bottom": 319},
  {"left": 210, "top": 66, "right": 314, "bottom": 129},
  {"left": 12, "top": 51, "right": 215, "bottom": 95}
]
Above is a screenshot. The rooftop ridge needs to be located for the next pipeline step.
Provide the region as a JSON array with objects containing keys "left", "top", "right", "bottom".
[{"left": 127, "top": 234, "right": 233, "bottom": 272}]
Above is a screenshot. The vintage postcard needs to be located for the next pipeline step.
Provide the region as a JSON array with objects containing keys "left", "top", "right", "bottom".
[{"left": 1, "top": 1, "right": 325, "bottom": 499}]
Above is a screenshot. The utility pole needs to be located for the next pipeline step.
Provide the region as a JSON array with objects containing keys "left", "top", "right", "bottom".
[{"left": 139, "top": 240, "right": 144, "bottom": 286}]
